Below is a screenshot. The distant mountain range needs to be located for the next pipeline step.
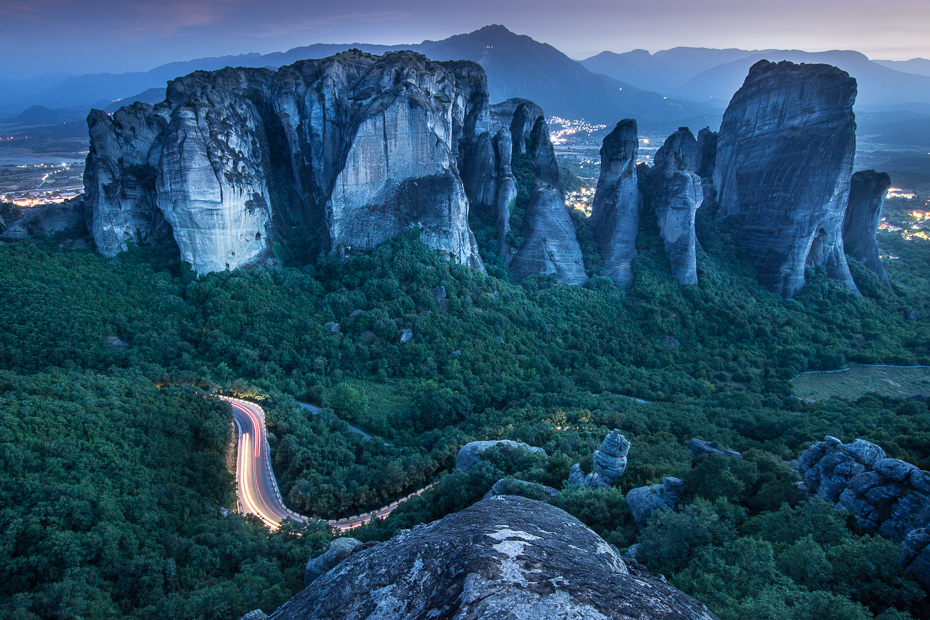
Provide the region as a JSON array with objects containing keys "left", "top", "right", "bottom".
[{"left": 3, "top": 25, "right": 930, "bottom": 136}]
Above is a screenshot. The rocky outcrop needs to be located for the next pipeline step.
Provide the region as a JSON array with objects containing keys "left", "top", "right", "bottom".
[
  {"left": 84, "top": 104, "right": 168, "bottom": 256},
  {"left": 85, "top": 51, "right": 492, "bottom": 274},
  {"left": 239, "top": 611, "right": 267, "bottom": 620},
  {"left": 483, "top": 477, "right": 560, "bottom": 500},
  {"left": 491, "top": 98, "right": 545, "bottom": 157},
  {"left": 627, "top": 477, "right": 685, "bottom": 528},
  {"left": 798, "top": 436, "right": 930, "bottom": 542},
  {"left": 690, "top": 438, "right": 741, "bottom": 458},
  {"left": 269, "top": 496, "right": 719, "bottom": 620},
  {"left": 589, "top": 119, "right": 640, "bottom": 288},
  {"left": 844, "top": 170, "right": 892, "bottom": 287},
  {"left": 505, "top": 117, "right": 588, "bottom": 285},
  {"left": 713, "top": 60, "right": 859, "bottom": 297},
  {"left": 693, "top": 128, "right": 718, "bottom": 181},
  {"left": 901, "top": 528, "right": 930, "bottom": 587},
  {"left": 571, "top": 430, "right": 631, "bottom": 489},
  {"left": 0, "top": 198, "right": 85, "bottom": 240},
  {"left": 304, "top": 538, "right": 363, "bottom": 587},
  {"left": 651, "top": 127, "right": 702, "bottom": 286},
  {"left": 455, "top": 440, "right": 545, "bottom": 472}
]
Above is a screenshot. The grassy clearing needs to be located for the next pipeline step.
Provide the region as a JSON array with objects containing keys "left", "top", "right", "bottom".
[{"left": 790, "top": 364, "right": 930, "bottom": 401}]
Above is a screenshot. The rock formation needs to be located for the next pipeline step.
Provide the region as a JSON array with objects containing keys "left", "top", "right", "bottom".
[
  {"left": 843, "top": 170, "right": 892, "bottom": 287},
  {"left": 798, "top": 436, "right": 930, "bottom": 542},
  {"left": 693, "top": 128, "right": 718, "bottom": 181},
  {"left": 268, "top": 496, "right": 719, "bottom": 620},
  {"left": 482, "top": 477, "right": 560, "bottom": 500},
  {"left": 304, "top": 538, "right": 364, "bottom": 587},
  {"left": 0, "top": 198, "right": 85, "bottom": 240},
  {"left": 713, "top": 60, "right": 859, "bottom": 297},
  {"left": 505, "top": 117, "right": 588, "bottom": 285},
  {"left": 589, "top": 119, "right": 640, "bottom": 288},
  {"left": 901, "top": 528, "right": 930, "bottom": 587},
  {"left": 490, "top": 98, "right": 545, "bottom": 157},
  {"left": 627, "top": 477, "right": 685, "bottom": 528},
  {"left": 454, "top": 440, "right": 546, "bottom": 472},
  {"left": 651, "top": 127, "right": 702, "bottom": 286},
  {"left": 571, "top": 430, "right": 631, "bottom": 489},
  {"left": 690, "top": 438, "right": 741, "bottom": 458},
  {"left": 85, "top": 50, "right": 492, "bottom": 274}
]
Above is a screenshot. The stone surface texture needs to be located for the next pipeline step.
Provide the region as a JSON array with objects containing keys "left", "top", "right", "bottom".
[
  {"left": 505, "top": 115, "right": 588, "bottom": 285},
  {"left": 627, "top": 477, "right": 685, "bottom": 528},
  {"left": 901, "top": 527, "right": 930, "bottom": 587},
  {"left": 650, "top": 127, "right": 702, "bottom": 286},
  {"left": 843, "top": 169, "right": 892, "bottom": 287},
  {"left": 84, "top": 50, "right": 494, "bottom": 274},
  {"left": 455, "top": 440, "right": 545, "bottom": 472},
  {"left": 712, "top": 60, "right": 859, "bottom": 297},
  {"left": 304, "top": 538, "right": 364, "bottom": 587},
  {"left": 572, "top": 430, "right": 631, "bottom": 489},
  {"left": 269, "top": 496, "right": 718, "bottom": 620},
  {"left": 589, "top": 119, "right": 640, "bottom": 288},
  {"left": 798, "top": 436, "right": 930, "bottom": 542},
  {"left": 690, "top": 438, "right": 742, "bottom": 458}
]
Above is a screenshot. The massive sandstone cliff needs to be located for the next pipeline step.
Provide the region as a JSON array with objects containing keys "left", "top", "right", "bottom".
[
  {"left": 650, "top": 127, "right": 703, "bottom": 286},
  {"left": 590, "top": 119, "right": 640, "bottom": 288},
  {"left": 85, "top": 50, "right": 499, "bottom": 274},
  {"left": 269, "top": 496, "right": 718, "bottom": 620},
  {"left": 713, "top": 60, "right": 859, "bottom": 297}
]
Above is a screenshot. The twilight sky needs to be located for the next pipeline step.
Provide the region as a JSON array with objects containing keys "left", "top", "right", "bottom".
[{"left": 1, "top": 0, "right": 929, "bottom": 79}]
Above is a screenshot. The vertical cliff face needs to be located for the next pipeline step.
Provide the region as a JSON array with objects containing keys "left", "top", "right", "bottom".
[
  {"left": 590, "top": 119, "right": 640, "bottom": 288},
  {"left": 652, "top": 127, "right": 702, "bottom": 286},
  {"left": 85, "top": 51, "right": 490, "bottom": 274},
  {"left": 505, "top": 116, "right": 588, "bottom": 285},
  {"left": 713, "top": 60, "right": 859, "bottom": 297},
  {"left": 844, "top": 170, "right": 892, "bottom": 287},
  {"left": 83, "top": 104, "right": 168, "bottom": 256}
]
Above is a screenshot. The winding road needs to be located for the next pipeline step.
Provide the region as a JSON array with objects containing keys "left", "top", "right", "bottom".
[{"left": 220, "top": 395, "right": 432, "bottom": 531}]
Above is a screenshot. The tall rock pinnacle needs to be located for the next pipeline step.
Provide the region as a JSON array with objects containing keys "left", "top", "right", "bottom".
[
  {"left": 589, "top": 119, "right": 640, "bottom": 288},
  {"left": 713, "top": 60, "right": 859, "bottom": 297},
  {"left": 843, "top": 170, "right": 892, "bottom": 288}
]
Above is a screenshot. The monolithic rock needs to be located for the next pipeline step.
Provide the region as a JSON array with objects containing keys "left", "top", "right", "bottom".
[
  {"left": 492, "top": 127, "right": 517, "bottom": 254},
  {"left": 239, "top": 611, "right": 267, "bottom": 620},
  {"left": 0, "top": 198, "right": 85, "bottom": 240},
  {"left": 798, "top": 436, "right": 930, "bottom": 542},
  {"left": 572, "top": 430, "right": 631, "bottom": 489},
  {"left": 490, "top": 98, "right": 545, "bottom": 157},
  {"left": 713, "top": 60, "right": 859, "bottom": 297},
  {"left": 627, "top": 477, "right": 685, "bottom": 528},
  {"left": 455, "top": 440, "right": 545, "bottom": 472},
  {"left": 84, "top": 105, "right": 168, "bottom": 256},
  {"left": 505, "top": 115, "right": 588, "bottom": 285},
  {"left": 844, "top": 170, "right": 892, "bottom": 287},
  {"left": 651, "top": 127, "right": 702, "bottom": 286},
  {"left": 589, "top": 119, "right": 640, "bottom": 288},
  {"left": 304, "top": 538, "right": 363, "bottom": 587},
  {"left": 269, "top": 496, "right": 719, "bottom": 620},
  {"left": 482, "top": 477, "right": 560, "bottom": 500},
  {"left": 85, "top": 51, "right": 491, "bottom": 274}
]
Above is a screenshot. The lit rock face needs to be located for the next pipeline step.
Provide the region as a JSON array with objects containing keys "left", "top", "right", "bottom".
[
  {"left": 85, "top": 51, "right": 491, "bottom": 274},
  {"left": 651, "top": 127, "right": 702, "bottom": 286},
  {"left": 843, "top": 170, "right": 892, "bottom": 287},
  {"left": 84, "top": 105, "right": 168, "bottom": 256},
  {"left": 268, "top": 496, "right": 719, "bottom": 620},
  {"left": 505, "top": 117, "right": 588, "bottom": 285},
  {"left": 713, "top": 60, "right": 859, "bottom": 297},
  {"left": 590, "top": 120, "right": 640, "bottom": 288}
]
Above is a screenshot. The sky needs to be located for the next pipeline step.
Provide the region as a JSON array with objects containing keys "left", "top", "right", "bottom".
[{"left": 1, "top": 0, "right": 929, "bottom": 79}]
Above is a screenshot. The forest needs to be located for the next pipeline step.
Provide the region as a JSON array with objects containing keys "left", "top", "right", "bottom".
[{"left": 1, "top": 170, "right": 930, "bottom": 618}]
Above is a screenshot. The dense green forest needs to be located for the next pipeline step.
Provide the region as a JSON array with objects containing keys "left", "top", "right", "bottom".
[{"left": 2, "top": 182, "right": 930, "bottom": 618}]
